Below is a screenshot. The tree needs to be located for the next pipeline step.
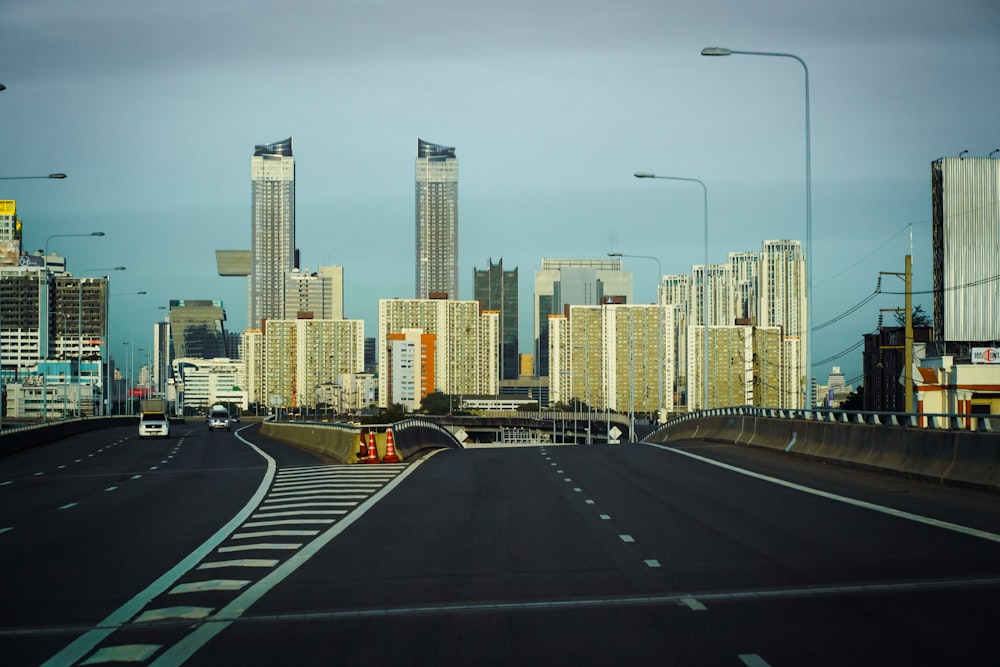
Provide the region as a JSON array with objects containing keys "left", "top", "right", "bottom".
[
  {"left": 840, "top": 385, "right": 864, "bottom": 411},
  {"left": 420, "top": 391, "right": 452, "bottom": 415},
  {"left": 893, "top": 304, "right": 932, "bottom": 328}
]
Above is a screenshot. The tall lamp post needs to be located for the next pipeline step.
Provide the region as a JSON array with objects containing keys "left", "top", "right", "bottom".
[
  {"left": 0, "top": 173, "right": 66, "bottom": 429},
  {"left": 607, "top": 251, "right": 663, "bottom": 425},
  {"left": 46, "top": 231, "right": 104, "bottom": 259},
  {"left": 0, "top": 173, "right": 67, "bottom": 181},
  {"left": 701, "top": 46, "right": 813, "bottom": 408},
  {"left": 634, "top": 172, "right": 710, "bottom": 411}
]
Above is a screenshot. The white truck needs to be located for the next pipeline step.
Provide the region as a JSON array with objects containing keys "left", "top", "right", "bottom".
[{"left": 138, "top": 398, "right": 170, "bottom": 439}]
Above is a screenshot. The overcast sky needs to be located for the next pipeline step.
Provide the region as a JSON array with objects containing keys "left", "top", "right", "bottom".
[{"left": 2, "top": 0, "right": 998, "bottom": 385}]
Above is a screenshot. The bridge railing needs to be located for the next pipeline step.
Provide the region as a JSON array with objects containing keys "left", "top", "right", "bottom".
[{"left": 661, "top": 406, "right": 996, "bottom": 433}]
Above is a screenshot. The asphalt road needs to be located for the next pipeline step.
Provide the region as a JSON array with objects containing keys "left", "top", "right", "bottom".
[{"left": 3, "top": 425, "right": 1000, "bottom": 666}]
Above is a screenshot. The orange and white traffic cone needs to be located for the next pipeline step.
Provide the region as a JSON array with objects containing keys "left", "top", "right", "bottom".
[
  {"left": 365, "top": 429, "right": 381, "bottom": 464},
  {"left": 382, "top": 427, "right": 400, "bottom": 463},
  {"left": 356, "top": 431, "right": 369, "bottom": 464}
]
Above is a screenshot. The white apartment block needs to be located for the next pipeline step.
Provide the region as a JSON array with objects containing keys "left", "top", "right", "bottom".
[
  {"left": 378, "top": 298, "right": 498, "bottom": 408},
  {"left": 263, "top": 319, "right": 364, "bottom": 412},
  {"left": 241, "top": 329, "right": 264, "bottom": 406},
  {"left": 549, "top": 304, "right": 675, "bottom": 416},
  {"left": 284, "top": 266, "right": 344, "bottom": 320}
]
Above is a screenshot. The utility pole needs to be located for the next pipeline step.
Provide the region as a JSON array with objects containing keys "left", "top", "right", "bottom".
[{"left": 879, "top": 254, "right": 913, "bottom": 412}]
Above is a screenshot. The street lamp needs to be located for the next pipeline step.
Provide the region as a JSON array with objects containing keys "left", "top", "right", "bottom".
[
  {"left": 46, "top": 231, "right": 104, "bottom": 257},
  {"left": 634, "top": 171, "right": 710, "bottom": 411},
  {"left": 0, "top": 173, "right": 67, "bottom": 180},
  {"left": 608, "top": 251, "right": 663, "bottom": 425},
  {"left": 701, "top": 45, "right": 813, "bottom": 408}
]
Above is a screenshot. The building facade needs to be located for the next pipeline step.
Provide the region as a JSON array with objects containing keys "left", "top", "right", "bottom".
[
  {"left": 415, "top": 139, "right": 458, "bottom": 300},
  {"left": 168, "top": 299, "right": 228, "bottom": 360},
  {"left": 284, "top": 266, "right": 344, "bottom": 320},
  {"left": 473, "top": 258, "right": 518, "bottom": 380},
  {"left": 250, "top": 138, "right": 296, "bottom": 329},
  {"left": 378, "top": 298, "right": 499, "bottom": 409},
  {"left": 534, "top": 258, "right": 633, "bottom": 377}
]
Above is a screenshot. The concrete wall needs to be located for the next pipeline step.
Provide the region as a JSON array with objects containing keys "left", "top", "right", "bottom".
[{"left": 651, "top": 415, "right": 1000, "bottom": 491}]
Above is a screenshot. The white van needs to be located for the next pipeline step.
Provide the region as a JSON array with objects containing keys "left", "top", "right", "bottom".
[{"left": 207, "top": 405, "right": 231, "bottom": 431}]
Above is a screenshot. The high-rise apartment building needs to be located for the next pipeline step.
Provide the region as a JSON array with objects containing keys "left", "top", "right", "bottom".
[
  {"left": 534, "top": 258, "right": 633, "bottom": 377},
  {"left": 415, "top": 139, "right": 458, "bottom": 300},
  {"left": 250, "top": 138, "right": 296, "bottom": 329},
  {"left": 758, "top": 240, "right": 807, "bottom": 407},
  {"left": 284, "top": 266, "right": 344, "bottom": 320},
  {"left": 263, "top": 318, "right": 364, "bottom": 412},
  {"left": 473, "top": 258, "right": 518, "bottom": 380},
  {"left": 548, "top": 303, "right": 674, "bottom": 416},
  {"left": 378, "top": 298, "right": 498, "bottom": 408}
]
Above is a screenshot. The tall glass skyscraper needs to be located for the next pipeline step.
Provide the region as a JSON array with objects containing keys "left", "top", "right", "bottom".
[
  {"left": 474, "top": 258, "right": 518, "bottom": 380},
  {"left": 415, "top": 138, "right": 458, "bottom": 300},
  {"left": 250, "top": 138, "right": 296, "bottom": 329}
]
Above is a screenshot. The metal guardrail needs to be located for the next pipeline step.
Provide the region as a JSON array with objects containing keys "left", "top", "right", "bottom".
[{"left": 663, "top": 406, "right": 996, "bottom": 433}]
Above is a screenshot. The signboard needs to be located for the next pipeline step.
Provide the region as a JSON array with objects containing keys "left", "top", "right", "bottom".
[{"left": 971, "top": 347, "right": 1000, "bottom": 364}]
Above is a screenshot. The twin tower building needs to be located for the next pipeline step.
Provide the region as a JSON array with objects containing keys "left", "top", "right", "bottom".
[{"left": 218, "top": 137, "right": 460, "bottom": 328}]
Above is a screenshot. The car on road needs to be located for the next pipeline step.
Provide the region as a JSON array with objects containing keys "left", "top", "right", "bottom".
[
  {"left": 208, "top": 406, "right": 232, "bottom": 431},
  {"left": 138, "top": 412, "right": 170, "bottom": 439}
]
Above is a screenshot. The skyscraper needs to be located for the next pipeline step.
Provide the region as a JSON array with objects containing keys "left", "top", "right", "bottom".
[
  {"left": 474, "top": 258, "right": 518, "bottom": 380},
  {"left": 250, "top": 138, "right": 296, "bottom": 329},
  {"left": 415, "top": 139, "right": 458, "bottom": 300},
  {"left": 168, "top": 299, "right": 228, "bottom": 360}
]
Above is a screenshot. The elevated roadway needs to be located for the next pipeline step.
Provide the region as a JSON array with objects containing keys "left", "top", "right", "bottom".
[{"left": 2, "top": 419, "right": 999, "bottom": 665}]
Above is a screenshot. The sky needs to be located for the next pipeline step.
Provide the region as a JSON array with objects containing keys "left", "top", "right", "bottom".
[{"left": 2, "top": 0, "right": 998, "bottom": 387}]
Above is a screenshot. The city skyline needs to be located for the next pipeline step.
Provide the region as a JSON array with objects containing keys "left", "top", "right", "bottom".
[{"left": 3, "top": 0, "right": 997, "bottom": 385}]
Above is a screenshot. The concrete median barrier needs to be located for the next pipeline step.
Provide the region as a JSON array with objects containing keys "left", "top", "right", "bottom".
[{"left": 659, "top": 414, "right": 1000, "bottom": 491}]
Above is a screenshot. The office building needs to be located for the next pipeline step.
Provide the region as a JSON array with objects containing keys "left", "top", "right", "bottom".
[
  {"left": 415, "top": 139, "right": 458, "bottom": 300},
  {"left": 378, "top": 298, "right": 499, "bottom": 408},
  {"left": 473, "top": 258, "right": 518, "bottom": 380},
  {"left": 250, "top": 138, "right": 296, "bottom": 329},
  {"left": 932, "top": 157, "right": 1000, "bottom": 343},
  {"left": 168, "top": 300, "right": 228, "bottom": 360},
  {"left": 284, "top": 266, "right": 344, "bottom": 320},
  {"left": 534, "top": 258, "right": 633, "bottom": 377}
]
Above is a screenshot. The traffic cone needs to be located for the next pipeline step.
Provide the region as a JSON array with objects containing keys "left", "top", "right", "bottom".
[
  {"left": 364, "top": 429, "right": 381, "bottom": 464},
  {"left": 382, "top": 427, "right": 400, "bottom": 463},
  {"left": 356, "top": 431, "right": 368, "bottom": 464}
]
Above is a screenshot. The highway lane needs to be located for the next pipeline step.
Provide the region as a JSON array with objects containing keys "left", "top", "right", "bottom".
[
  {"left": 5, "top": 431, "right": 1000, "bottom": 665},
  {"left": 0, "top": 421, "right": 326, "bottom": 665},
  {"left": 186, "top": 440, "right": 1000, "bottom": 666}
]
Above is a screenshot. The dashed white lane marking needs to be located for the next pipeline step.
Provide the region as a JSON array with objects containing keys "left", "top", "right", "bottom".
[
  {"left": 105, "top": 486, "right": 118, "bottom": 492},
  {"left": 739, "top": 654, "right": 772, "bottom": 666},
  {"left": 0, "top": 527, "right": 12, "bottom": 534},
  {"left": 169, "top": 580, "right": 250, "bottom": 595},
  {"left": 0, "top": 481, "right": 11, "bottom": 486},
  {"left": 585, "top": 499, "right": 595, "bottom": 505},
  {"left": 35, "top": 472, "right": 45, "bottom": 476},
  {"left": 645, "top": 559, "right": 661, "bottom": 568},
  {"left": 131, "top": 475, "right": 142, "bottom": 480},
  {"left": 217, "top": 543, "right": 303, "bottom": 553},
  {"left": 197, "top": 559, "right": 279, "bottom": 570},
  {"left": 80, "top": 644, "right": 160, "bottom": 664},
  {"left": 600, "top": 514, "right": 611, "bottom": 520},
  {"left": 572, "top": 487, "right": 582, "bottom": 493},
  {"left": 619, "top": 534, "right": 635, "bottom": 543},
  {"left": 680, "top": 596, "right": 707, "bottom": 611},
  {"left": 563, "top": 477, "right": 572, "bottom": 482},
  {"left": 134, "top": 606, "right": 213, "bottom": 623},
  {"left": 59, "top": 503, "right": 78, "bottom": 510}
]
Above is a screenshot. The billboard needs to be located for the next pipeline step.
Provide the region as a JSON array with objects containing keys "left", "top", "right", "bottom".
[{"left": 971, "top": 348, "right": 1000, "bottom": 364}]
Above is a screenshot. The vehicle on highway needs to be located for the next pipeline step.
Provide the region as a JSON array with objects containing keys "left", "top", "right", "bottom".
[
  {"left": 138, "top": 411, "right": 170, "bottom": 439},
  {"left": 208, "top": 405, "right": 232, "bottom": 431}
]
